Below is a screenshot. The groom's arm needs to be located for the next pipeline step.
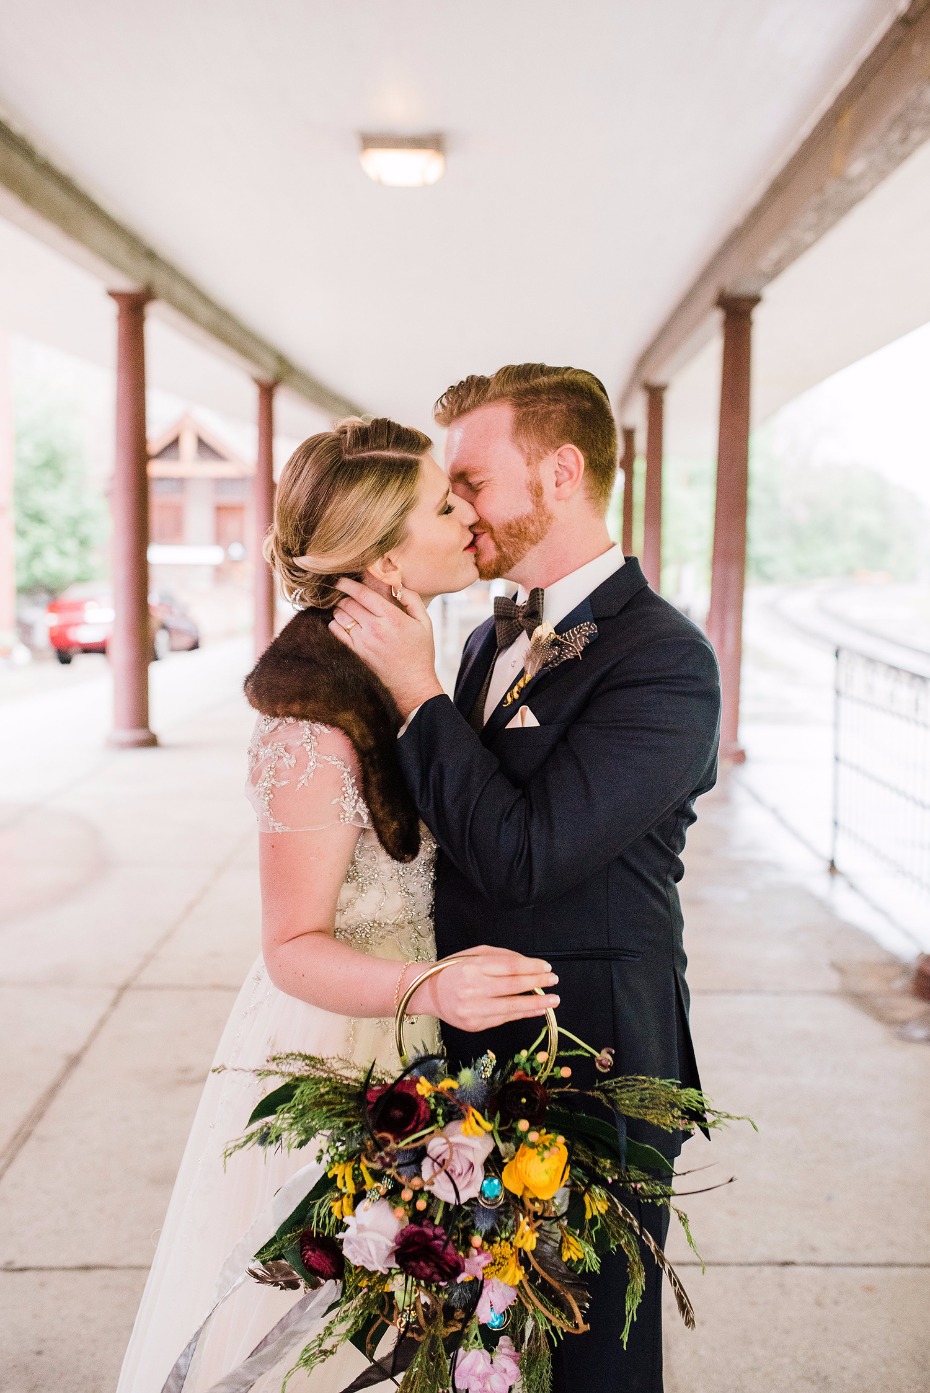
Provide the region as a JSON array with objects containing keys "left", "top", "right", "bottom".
[{"left": 397, "top": 635, "right": 720, "bottom": 909}]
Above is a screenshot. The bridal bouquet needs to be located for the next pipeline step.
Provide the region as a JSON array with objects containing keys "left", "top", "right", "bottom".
[{"left": 226, "top": 996, "right": 747, "bottom": 1393}]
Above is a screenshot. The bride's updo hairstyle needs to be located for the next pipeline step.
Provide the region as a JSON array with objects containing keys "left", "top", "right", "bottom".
[{"left": 263, "top": 416, "right": 432, "bottom": 611}]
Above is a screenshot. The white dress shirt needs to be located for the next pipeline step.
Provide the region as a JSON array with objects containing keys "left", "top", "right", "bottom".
[{"left": 482, "top": 544, "right": 625, "bottom": 722}]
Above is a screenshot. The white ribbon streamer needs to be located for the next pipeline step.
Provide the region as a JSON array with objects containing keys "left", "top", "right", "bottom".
[{"left": 160, "top": 1157, "right": 339, "bottom": 1393}]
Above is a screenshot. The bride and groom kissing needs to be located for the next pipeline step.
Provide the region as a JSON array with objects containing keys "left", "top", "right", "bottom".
[{"left": 118, "top": 363, "right": 721, "bottom": 1393}]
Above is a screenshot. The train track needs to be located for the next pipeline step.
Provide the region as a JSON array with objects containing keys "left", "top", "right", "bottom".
[{"left": 765, "top": 584, "right": 930, "bottom": 677}]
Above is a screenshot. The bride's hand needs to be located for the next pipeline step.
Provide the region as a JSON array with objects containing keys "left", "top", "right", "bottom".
[{"left": 409, "top": 945, "right": 560, "bottom": 1033}]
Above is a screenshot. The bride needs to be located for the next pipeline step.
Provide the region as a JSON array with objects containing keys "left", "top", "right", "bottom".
[{"left": 116, "top": 417, "right": 560, "bottom": 1393}]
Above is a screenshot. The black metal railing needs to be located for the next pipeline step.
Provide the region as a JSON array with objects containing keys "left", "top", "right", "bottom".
[{"left": 831, "top": 647, "right": 930, "bottom": 897}]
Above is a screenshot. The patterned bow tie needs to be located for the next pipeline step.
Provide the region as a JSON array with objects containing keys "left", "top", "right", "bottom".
[{"left": 493, "top": 587, "right": 545, "bottom": 650}]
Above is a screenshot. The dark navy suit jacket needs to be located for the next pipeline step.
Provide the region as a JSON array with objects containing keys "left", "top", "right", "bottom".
[{"left": 396, "top": 558, "right": 721, "bottom": 1116}]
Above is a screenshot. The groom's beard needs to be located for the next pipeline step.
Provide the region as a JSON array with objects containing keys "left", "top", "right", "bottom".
[{"left": 475, "top": 471, "right": 554, "bottom": 581}]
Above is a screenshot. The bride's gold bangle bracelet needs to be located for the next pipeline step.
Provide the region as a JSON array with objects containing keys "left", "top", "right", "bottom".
[{"left": 394, "top": 955, "right": 558, "bottom": 1078}]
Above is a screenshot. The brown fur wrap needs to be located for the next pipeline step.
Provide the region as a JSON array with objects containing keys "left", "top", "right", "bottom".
[{"left": 243, "top": 607, "right": 420, "bottom": 863}]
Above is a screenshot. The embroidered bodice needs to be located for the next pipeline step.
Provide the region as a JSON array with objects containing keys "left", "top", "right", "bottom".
[{"left": 245, "top": 715, "right": 437, "bottom": 969}]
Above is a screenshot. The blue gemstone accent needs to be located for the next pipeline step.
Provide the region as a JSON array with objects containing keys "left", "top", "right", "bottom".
[
  {"left": 487, "top": 1309, "right": 506, "bottom": 1329},
  {"left": 479, "top": 1176, "right": 503, "bottom": 1203}
]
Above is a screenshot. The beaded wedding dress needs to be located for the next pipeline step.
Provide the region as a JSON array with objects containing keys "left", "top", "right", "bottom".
[{"left": 116, "top": 716, "right": 440, "bottom": 1393}]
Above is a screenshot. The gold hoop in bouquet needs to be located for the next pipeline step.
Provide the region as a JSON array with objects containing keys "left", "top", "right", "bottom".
[{"left": 394, "top": 955, "right": 559, "bottom": 1080}]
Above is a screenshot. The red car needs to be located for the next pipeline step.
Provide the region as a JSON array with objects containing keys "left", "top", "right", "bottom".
[{"left": 46, "top": 585, "right": 200, "bottom": 664}]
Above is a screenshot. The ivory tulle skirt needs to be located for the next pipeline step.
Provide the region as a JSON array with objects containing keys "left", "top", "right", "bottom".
[{"left": 116, "top": 958, "right": 437, "bottom": 1393}]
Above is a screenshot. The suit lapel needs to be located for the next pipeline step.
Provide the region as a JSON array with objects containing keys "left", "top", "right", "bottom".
[{"left": 454, "top": 619, "right": 498, "bottom": 718}]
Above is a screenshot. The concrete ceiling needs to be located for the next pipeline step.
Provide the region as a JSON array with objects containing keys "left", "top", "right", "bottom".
[{"left": 0, "top": 0, "right": 906, "bottom": 438}]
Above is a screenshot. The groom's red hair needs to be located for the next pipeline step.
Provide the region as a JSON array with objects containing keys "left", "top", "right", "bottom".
[{"left": 434, "top": 363, "right": 618, "bottom": 511}]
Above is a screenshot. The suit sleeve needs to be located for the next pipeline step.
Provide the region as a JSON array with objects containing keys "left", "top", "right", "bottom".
[{"left": 396, "top": 635, "right": 720, "bottom": 909}]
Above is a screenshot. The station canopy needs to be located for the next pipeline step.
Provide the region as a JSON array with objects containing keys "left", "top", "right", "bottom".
[{"left": 0, "top": 0, "right": 926, "bottom": 455}]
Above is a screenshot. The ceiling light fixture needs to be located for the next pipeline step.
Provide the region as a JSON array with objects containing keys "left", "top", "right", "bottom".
[{"left": 360, "top": 134, "right": 445, "bottom": 188}]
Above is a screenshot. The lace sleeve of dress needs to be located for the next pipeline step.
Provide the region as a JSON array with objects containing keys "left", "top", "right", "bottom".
[{"left": 245, "top": 716, "right": 372, "bottom": 833}]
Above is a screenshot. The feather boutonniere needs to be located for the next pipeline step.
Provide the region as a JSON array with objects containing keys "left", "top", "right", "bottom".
[{"left": 502, "top": 620, "right": 598, "bottom": 707}]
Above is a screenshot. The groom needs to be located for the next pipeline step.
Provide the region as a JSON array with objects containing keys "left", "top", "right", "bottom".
[{"left": 333, "top": 363, "right": 721, "bottom": 1393}]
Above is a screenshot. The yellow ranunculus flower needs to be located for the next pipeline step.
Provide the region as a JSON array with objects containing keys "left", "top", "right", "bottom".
[{"left": 502, "top": 1134, "right": 569, "bottom": 1201}]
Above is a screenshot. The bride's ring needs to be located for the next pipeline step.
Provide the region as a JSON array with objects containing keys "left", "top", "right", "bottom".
[{"left": 341, "top": 618, "right": 359, "bottom": 634}]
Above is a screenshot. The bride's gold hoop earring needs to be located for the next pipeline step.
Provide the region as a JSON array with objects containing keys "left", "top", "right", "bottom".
[{"left": 391, "top": 582, "right": 405, "bottom": 604}]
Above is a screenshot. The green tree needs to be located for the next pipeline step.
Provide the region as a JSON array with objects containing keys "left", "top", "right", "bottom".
[
  {"left": 634, "top": 431, "right": 927, "bottom": 592},
  {"left": 746, "top": 437, "right": 926, "bottom": 583},
  {"left": 13, "top": 400, "right": 108, "bottom": 595}
]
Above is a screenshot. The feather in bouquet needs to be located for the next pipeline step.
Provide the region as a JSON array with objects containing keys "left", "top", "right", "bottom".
[{"left": 221, "top": 963, "right": 752, "bottom": 1393}]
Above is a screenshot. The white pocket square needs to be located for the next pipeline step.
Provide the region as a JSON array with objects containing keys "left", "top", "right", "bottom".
[{"left": 505, "top": 706, "right": 540, "bottom": 729}]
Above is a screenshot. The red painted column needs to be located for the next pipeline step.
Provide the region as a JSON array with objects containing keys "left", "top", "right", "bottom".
[
  {"left": 641, "top": 383, "right": 666, "bottom": 590},
  {"left": 254, "top": 379, "right": 277, "bottom": 656},
  {"left": 706, "top": 294, "right": 761, "bottom": 764},
  {"left": 107, "top": 290, "right": 156, "bottom": 749},
  {"left": 619, "top": 425, "right": 635, "bottom": 556}
]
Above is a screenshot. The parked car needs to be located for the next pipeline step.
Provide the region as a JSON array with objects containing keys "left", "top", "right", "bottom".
[{"left": 46, "top": 584, "right": 200, "bottom": 664}]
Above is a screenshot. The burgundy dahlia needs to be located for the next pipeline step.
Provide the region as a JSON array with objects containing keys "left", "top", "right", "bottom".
[
  {"left": 298, "top": 1230, "right": 345, "bottom": 1284},
  {"left": 366, "top": 1077, "right": 431, "bottom": 1143},
  {"left": 493, "top": 1072, "right": 549, "bottom": 1127},
  {"left": 395, "top": 1220, "right": 465, "bottom": 1284}
]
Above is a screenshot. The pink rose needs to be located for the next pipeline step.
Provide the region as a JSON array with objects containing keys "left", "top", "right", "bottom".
[
  {"left": 476, "top": 1278, "right": 519, "bottom": 1324},
  {"left": 454, "top": 1337, "right": 521, "bottom": 1393},
  {"left": 341, "top": 1198, "right": 403, "bottom": 1274},
  {"left": 422, "top": 1121, "right": 494, "bottom": 1204},
  {"left": 491, "top": 1338, "right": 520, "bottom": 1387}
]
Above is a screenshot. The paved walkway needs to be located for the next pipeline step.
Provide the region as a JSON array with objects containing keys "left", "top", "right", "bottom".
[{"left": 0, "top": 641, "right": 928, "bottom": 1392}]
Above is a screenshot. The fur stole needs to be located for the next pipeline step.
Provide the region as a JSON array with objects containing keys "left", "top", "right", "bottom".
[{"left": 243, "top": 607, "right": 420, "bottom": 862}]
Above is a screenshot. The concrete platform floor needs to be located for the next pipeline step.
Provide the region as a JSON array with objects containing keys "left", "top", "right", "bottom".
[{"left": 1, "top": 639, "right": 928, "bottom": 1392}]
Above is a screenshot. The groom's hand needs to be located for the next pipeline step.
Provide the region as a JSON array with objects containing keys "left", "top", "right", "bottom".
[{"left": 330, "top": 578, "right": 445, "bottom": 718}]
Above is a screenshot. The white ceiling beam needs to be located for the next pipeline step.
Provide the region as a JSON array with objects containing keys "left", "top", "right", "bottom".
[
  {"left": 0, "top": 114, "right": 362, "bottom": 420},
  {"left": 618, "top": 0, "right": 930, "bottom": 417}
]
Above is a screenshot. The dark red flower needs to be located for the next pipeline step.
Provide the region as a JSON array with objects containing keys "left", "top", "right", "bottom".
[
  {"left": 297, "top": 1230, "right": 344, "bottom": 1284},
  {"left": 366, "top": 1077, "right": 431, "bottom": 1143},
  {"left": 493, "top": 1072, "right": 549, "bottom": 1127},
  {"left": 395, "top": 1220, "right": 465, "bottom": 1284}
]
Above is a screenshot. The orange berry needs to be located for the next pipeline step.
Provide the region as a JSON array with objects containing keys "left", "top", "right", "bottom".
[
  {"left": 560, "top": 1066, "right": 572, "bottom": 1078},
  {"left": 536, "top": 1051, "right": 549, "bottom": 1064},
  {"left": 415, "top": 1198, "right": 428, "bottom": 1211},
  {"left": 401, "top": 1188, "right": 413, "bottom": 1202},
  {"left": 393, "top": 1206, "right": 406, "bottom": 1220},
  {"left": 517, "top": 1119, "right": 530, "bottom": 1132}
]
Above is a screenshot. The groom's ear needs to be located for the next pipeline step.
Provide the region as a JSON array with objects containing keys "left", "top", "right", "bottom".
[{"left": 552, "top": 443, "right": 587, "bottom": 500}]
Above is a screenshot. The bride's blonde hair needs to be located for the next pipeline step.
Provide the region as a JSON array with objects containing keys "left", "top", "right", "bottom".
[{"left": 263, "top": 417, "right": 432, "bottom": 610}]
